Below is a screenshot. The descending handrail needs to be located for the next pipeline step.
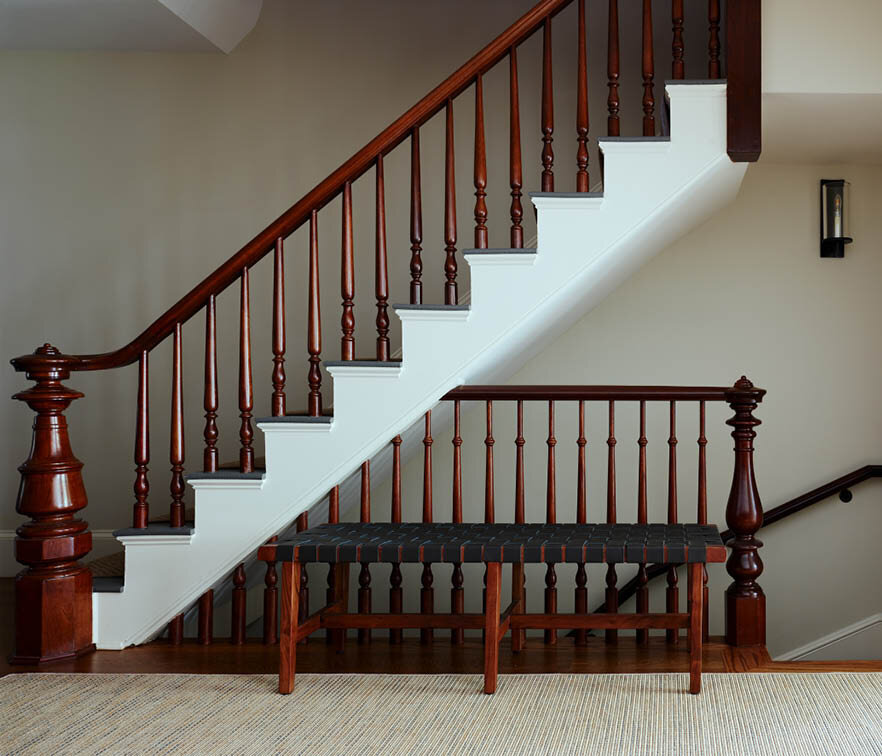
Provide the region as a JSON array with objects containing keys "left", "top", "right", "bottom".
[
  {"left": 26, "top": 0, "right": 573, "bottom": 374},
  {"left": 592, "top": 464, "right": 882, "bottom": 614}
]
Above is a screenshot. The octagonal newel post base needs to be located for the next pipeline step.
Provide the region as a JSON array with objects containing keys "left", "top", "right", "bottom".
[{"left": 9, "top": 344, "right": 94, "bottom": 664}]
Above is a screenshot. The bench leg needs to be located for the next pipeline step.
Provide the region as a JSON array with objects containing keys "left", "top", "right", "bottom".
[
  {"left": 483, "top": 562, "right": 502, "bottom": 694},
  {"left": 511, "top": 562, "right": 525, "bottom": 652},
  {"left": 332, "top": 563, "right": 349, "bottom": 653},
  {"left": 688, "top": 563, "right": 703, "bottom": 694},
  {"left": 279, "top": 562, "right": 301, "bottom": 694}
]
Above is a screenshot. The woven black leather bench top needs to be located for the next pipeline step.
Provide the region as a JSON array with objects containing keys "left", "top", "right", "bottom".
[{"left": 274, "top": 523, "right": 726, "bottom": 564}]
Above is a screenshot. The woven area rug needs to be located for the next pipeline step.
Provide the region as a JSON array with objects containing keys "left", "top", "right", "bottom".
[{"left": 2, "top": 673, "right": 880, "bottom": 755}]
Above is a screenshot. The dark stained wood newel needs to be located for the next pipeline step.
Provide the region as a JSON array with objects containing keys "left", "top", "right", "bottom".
[
  {"left": 724, "top": 376, "right": 767, "bottom": 646},
  {"left": 726, "top": 0, "right": 762, "bottom": 161},
  {"left": 10, "top": 344, "right": 93, "bottom": 664}
]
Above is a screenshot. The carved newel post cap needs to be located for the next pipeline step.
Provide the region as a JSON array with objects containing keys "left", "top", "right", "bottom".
[{"left": 11, "top": 343, "right": 82, "bottom": 383}]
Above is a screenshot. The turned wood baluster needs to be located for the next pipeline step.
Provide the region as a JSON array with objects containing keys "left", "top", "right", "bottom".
[
  {"left": 341, "top": 182, "right": 355, "bottom": 361},
  {"left": 513, "top": 399, "right": 527, "bottom": 650},
  {"left": 607, "top": 0, "right": 621, "bottom": 137},
  {"left": 327, "top": 486, "right": 341, "bottom": 646},
  {"left": 390, "top": 438, "right": 403, "bottom": 644},
  {"left": 509, "top": 47, "right": 524, "bottom": 249},
  {"left": 451, "top": 402, "right": 464, "bottom": 644},
  {"left": 708, "top": 0, "right": 722, "bottom": 79},
  {"left": 667, "top": 401, "right": 679, "bottom": 643},
  {"left": 203, "top": 297, "right": 218, "bottom": 472},
  {"left": 296, "top": 512, "right": 309, "bottom": 644},
  {"left": 169, "top": 323, "right": 185, "bottom": 528},
  {"left": 636, "top": 401, "right": 650, "bottom": 643},
  {"left": 198, "top": 589, "right": 213, "bottom": 645},
  {"left": 421, "top": 411, "right": 434, "bottom": 643},
  {"left": 575, "top": 400, "right": 588, "bottom": 645},
  {"left": 605, "top": 400, "right": 618, "bottom": 643},
  {"left": 359, "top": 461, "right": 372, "bottom": 644},
  {"left": 272, "top": 238, "right": 287, "bottom": 416},
  {"left": 483, "top": 401, "right": 495, "bottom": 631},
  {"left": 238, "top": 268, "right": 254, "bottom": 473},
  {"left": 642, "top": 0, "right": 656, "bottom": 136},
  {"left": 133, "top": 350, "right": 150, "bottom": 528},
  {"left": 725, "top": 377, "right": 767, "bottom": 647},
  {"left": 307, "top": 210, "right": 323, "bottom": 416},
  {"left": 231, "top": 563, "right": 247, "bottom": 644},
  {"left": 541, "top": 18, "right": 554, "bottom": 191},
  {"left": 264, "top": 535, "right": 278, "bottom": 644},
  {"left": 409, "top": 128, "right": 423, "bottom": 304},
  {"left": 168, "top": 614, "right": 183, "bottom": 645},
  {"left": 545, "top": 401, "right": 557, "bottom": 645},
  {"left": 375, "top": 155, "right": 390, "bottom": 361},
  {"left": 443, "top": 100, "right": 458, "bottom": 305},
  {"left": 698, "top": 401, "right": 709, "bottom": 640},
  {"left": 576, "top": 0, "right": 590, "bottom": 192},
  {"left": 473, "top": 75, "right": 488, "bottom": 249},
  {"left": 672, "top": 0, "right": 685, "bottom": 79}
]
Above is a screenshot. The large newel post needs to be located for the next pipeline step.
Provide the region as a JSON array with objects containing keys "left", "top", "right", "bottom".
[
  {"left": 724, "top": 376, "right": 766, "bottom": 646},
  {"left": 10, "top": 344, "right": 93, "bottom": 663}
]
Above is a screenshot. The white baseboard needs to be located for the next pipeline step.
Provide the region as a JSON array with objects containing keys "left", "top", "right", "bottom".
[
  {"left": 776, "top": 613, "right": 882, "bottom": 661},
  {"left": 0, "top": 529, "right": 121, "bottom": 578}
]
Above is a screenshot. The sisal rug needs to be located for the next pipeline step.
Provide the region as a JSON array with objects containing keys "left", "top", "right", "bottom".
[{"left": 1, "top": 672, "right": 880, "bottom": 755}]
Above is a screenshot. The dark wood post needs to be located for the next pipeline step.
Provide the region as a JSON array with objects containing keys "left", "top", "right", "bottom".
[
  {"left": 724, "top": 376, "right": 767, "bottom": 646},
  {"left": 10, "top": 344, "right": 93, "bottom": 663},
  {"left": 726, "top": 0, "right": 762, "bottom": 162}
]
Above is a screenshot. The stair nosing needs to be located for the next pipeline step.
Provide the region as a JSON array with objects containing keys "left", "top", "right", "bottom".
[
  {"left": 462, "top": 247, "right": 537, "bottom": 255},
  {"left": 256, "top": 415, "right": 333, "bottom": 424},
  {"left": 324, "top": 360, "right": 403, "bottom": 368},
  {"left": 392, "top": 304, "right": 470, "bottom": 310},
  {"left": 665, "top": 78, "right": 727, "bottom": 85},
  {"left": 529, "top": 192, "right": 603, "bottom": 199},
  {"left": 185, "top": 471, "right": 265, "bottom": 481},
  {"left": 597, "top": 136, "right": 671, "bottom": 143},
  {"left": 112, "top": 524, "right": 195, "bottom": 537},
  {"left": 92, "top": 576, "right": 125, "bottom": 593}
]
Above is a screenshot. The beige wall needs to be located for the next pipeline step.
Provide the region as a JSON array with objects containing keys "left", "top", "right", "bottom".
[
  {"left": 764, "top": 0, "right": 882, "bottom": 94},
  {"left": 376, "top": 162, "right": 882, "bottom": 658}
]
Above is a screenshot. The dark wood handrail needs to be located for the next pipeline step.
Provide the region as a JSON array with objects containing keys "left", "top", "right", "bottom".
[
  {"left": 592, "top": 464, "right": 882, "bottom": 614},
  {"left": 26, "top": 0, "right": 573, "bottom": 374},
  {"left": 443, "top": 385, "right": 733, "bottom": 402}
]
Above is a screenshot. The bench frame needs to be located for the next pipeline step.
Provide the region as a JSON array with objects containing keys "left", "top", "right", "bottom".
[{"left": 275, "top": 555, "right": 712, "bottom": 695}]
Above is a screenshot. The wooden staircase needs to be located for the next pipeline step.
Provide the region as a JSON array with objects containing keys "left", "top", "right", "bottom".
[{"left": 8, "top": 0, "right": 760, "bottom": 663}]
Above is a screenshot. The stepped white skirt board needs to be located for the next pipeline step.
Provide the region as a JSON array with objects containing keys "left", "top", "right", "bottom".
[{"left": 94, "top": 83, "right": 747, "bottom": 649}]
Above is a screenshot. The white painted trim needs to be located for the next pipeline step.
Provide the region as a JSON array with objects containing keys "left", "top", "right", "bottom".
[
  {"left": 187, "top": 477, "right": 266, "bottom": 490},
  {"left": 775, "top": 613, "right": 882, "bottom": 661},
  {"left": 116, "top": 534, "right": 194, "bottom": 547},
  {"left": 257, "top": 422, "right": 333, "bottom": 435},
  {"left": 1, "top": 529, "right": 119, "bottom": 577},
  {"left": 325, "top": 365, "right": 403, "bottom": 379},
  {"left": 598, "top": 140, "right": 671, "bottom": 156},
  {"left": 530, "top": 196, "right": 604, "bottom": 211},
  {"left": 664, "top": 83, "right": 727, "bottom": 99},
  {"left": 394, "top": 309, "right": 471, "bottom": 323},
  {"left": 464, "top": 253, "right": 537, "bottom": 266}
]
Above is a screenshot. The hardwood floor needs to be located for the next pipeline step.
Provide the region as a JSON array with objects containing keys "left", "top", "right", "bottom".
[{"left": 3, "top": 579, "right": 879, "bottom": 677}]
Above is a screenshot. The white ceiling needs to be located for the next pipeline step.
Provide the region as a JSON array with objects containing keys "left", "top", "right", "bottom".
[
  {"left": 763, "top": 93, "right": 882, "bottom": 165},
  {"left": 0, "top": 0, "right": 262, "bottom": 52}
]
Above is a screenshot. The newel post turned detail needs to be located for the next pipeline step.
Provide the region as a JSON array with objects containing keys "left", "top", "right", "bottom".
[
  {"left": 723, "top": 376, "right": 767, "bottom": 646},
  {"left": 9, "top": 344, "right": 93, "bottom": 663}
]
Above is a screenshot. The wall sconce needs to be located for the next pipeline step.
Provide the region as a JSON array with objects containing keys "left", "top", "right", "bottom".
[{"left": 820, "top": 179, "right": 852, "bottom": 258}]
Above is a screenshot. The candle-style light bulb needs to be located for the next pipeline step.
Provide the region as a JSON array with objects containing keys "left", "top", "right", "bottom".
[{"left": 833, "top": 193, "right": 842, "bottom": 238}]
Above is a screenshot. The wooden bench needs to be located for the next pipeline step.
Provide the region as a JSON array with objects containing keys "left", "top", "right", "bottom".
[{"left": 262, "top": 522, "right": 726, "bottom": 695}]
